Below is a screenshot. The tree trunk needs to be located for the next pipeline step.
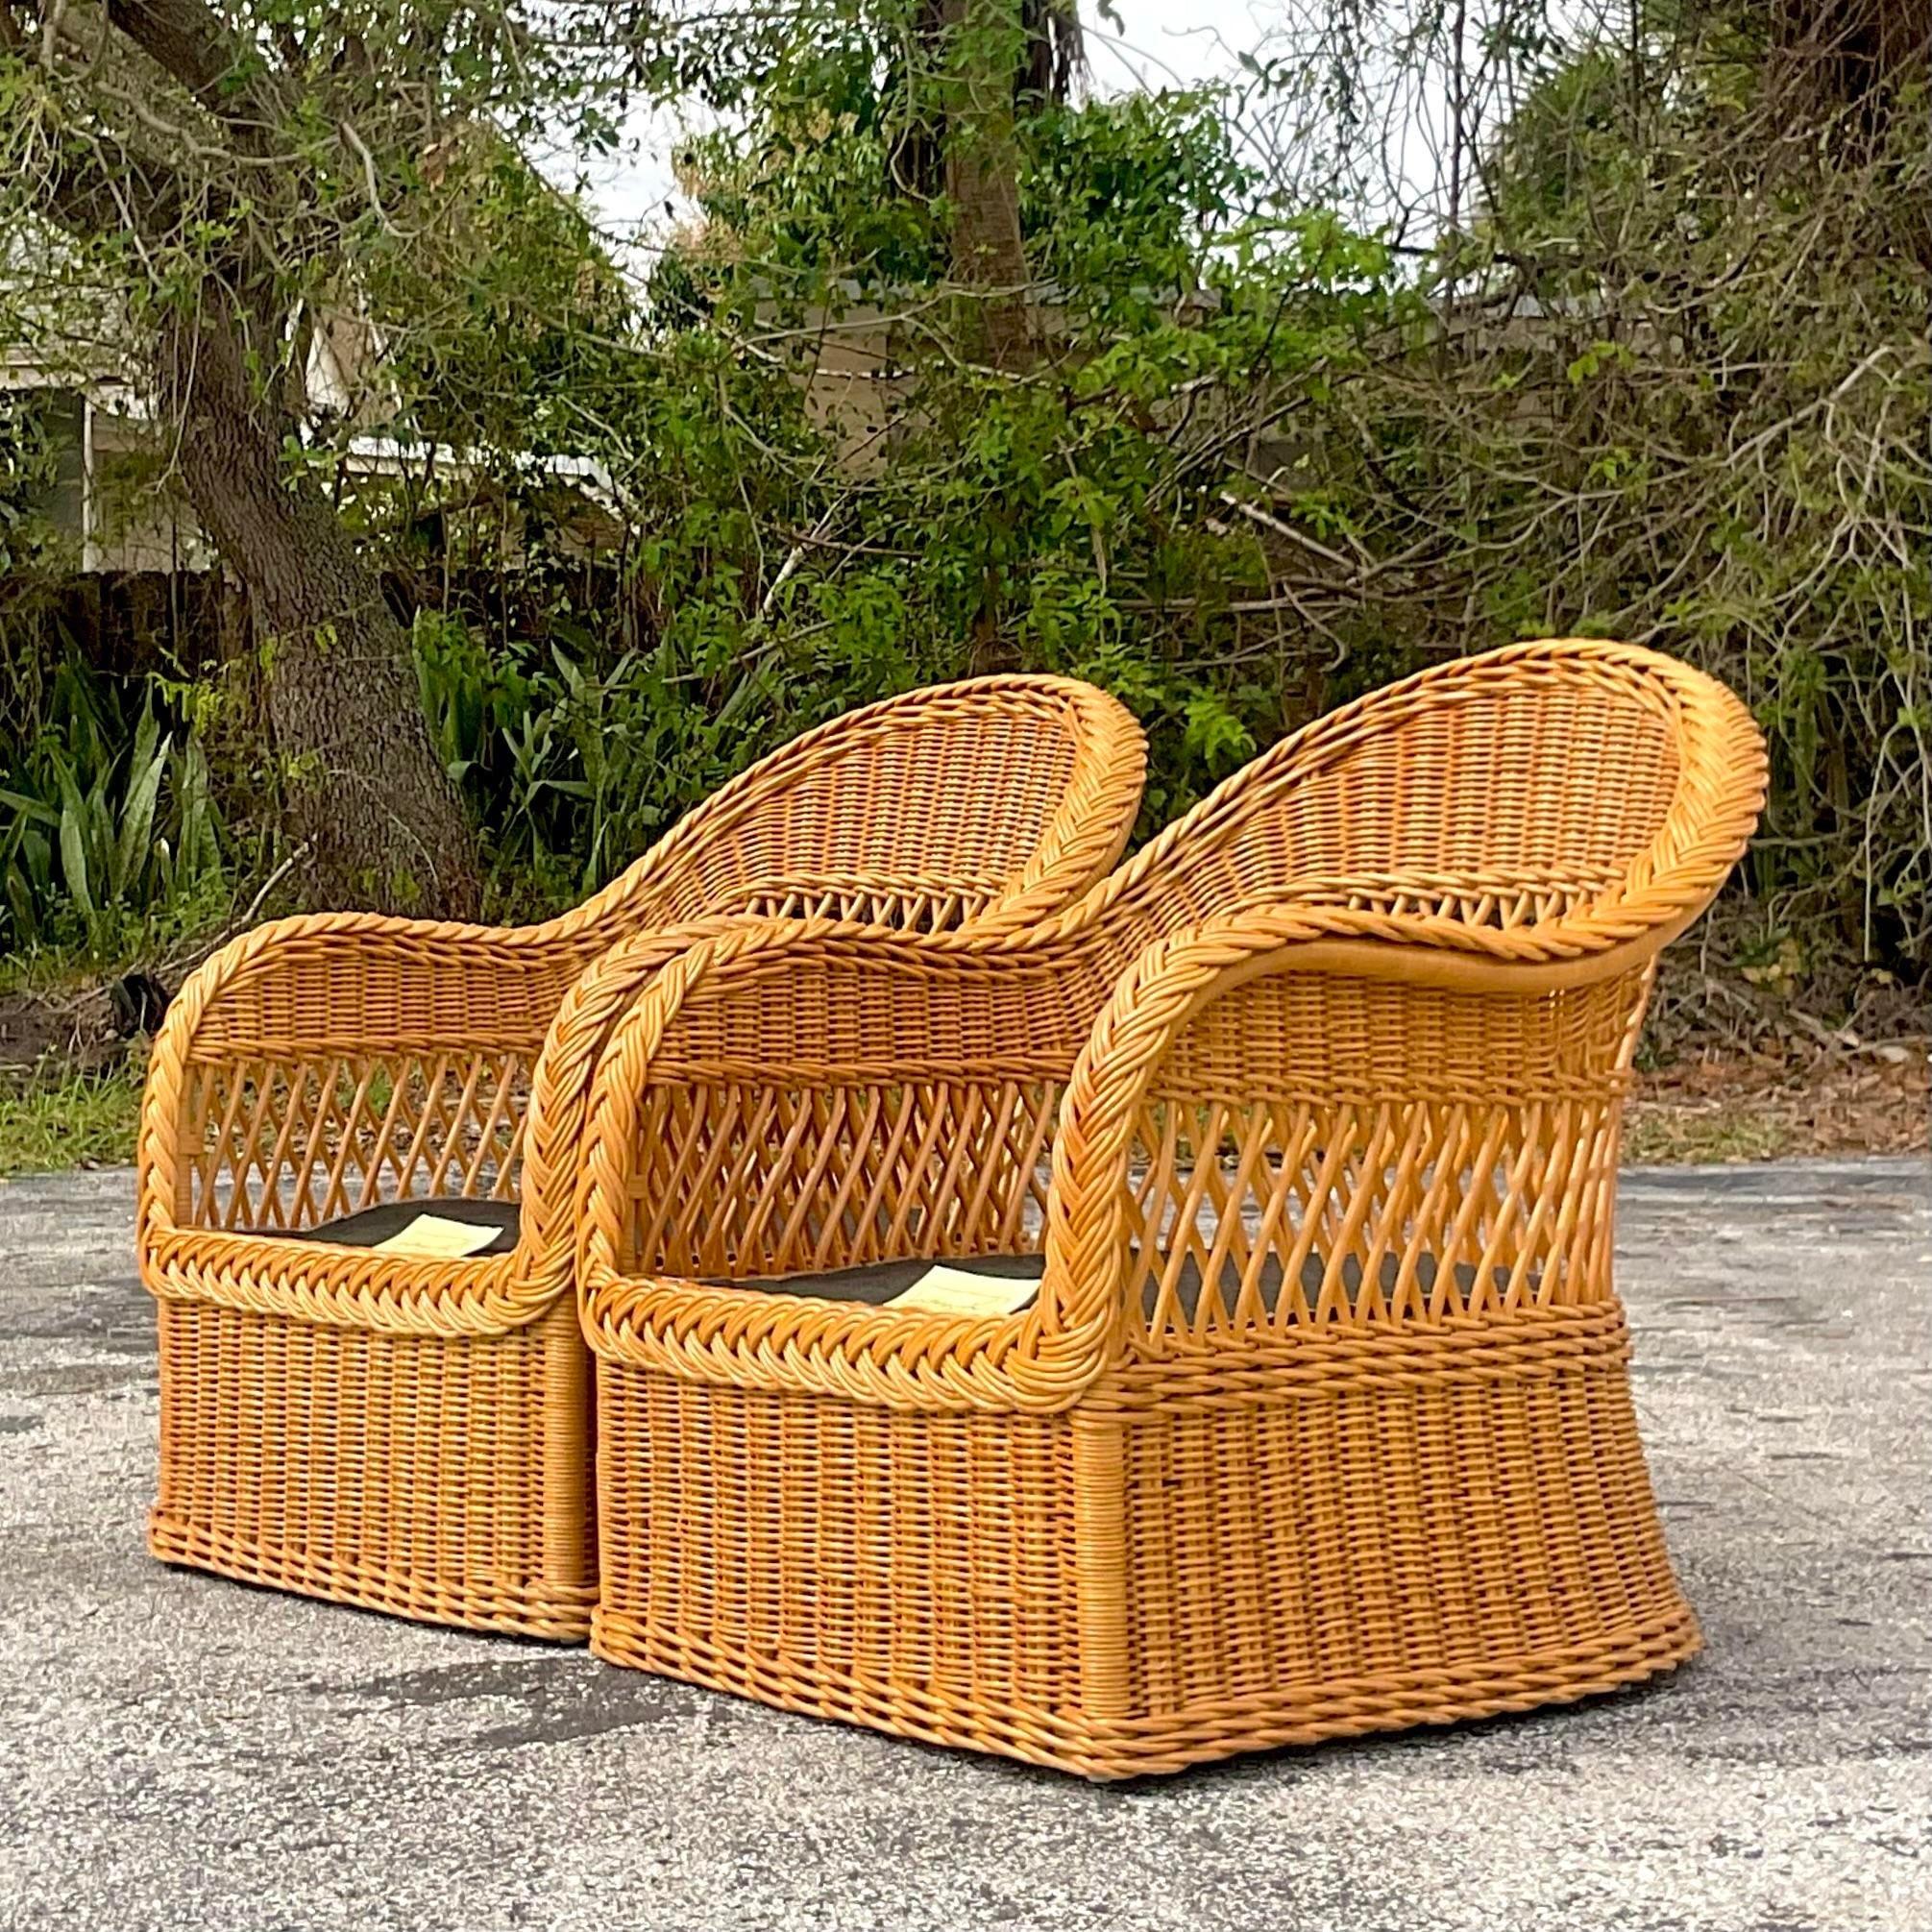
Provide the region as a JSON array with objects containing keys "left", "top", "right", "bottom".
[
  {"left": 157, "top": 303, "right": 482, "bottom": 919},
  {"left": 941, "top": 0, "right": 1038, "bottom": 371}
]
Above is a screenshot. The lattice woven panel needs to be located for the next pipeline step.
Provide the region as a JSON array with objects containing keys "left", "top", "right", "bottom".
[
  {"left": 1120, "top": 1093, "right": 1622, "bottom": 1347},
  {"left": 625, "top": 1077, "right": 1063, "bottom": 1278},
  {"left": 728, "top": 869, "right": 1012, "bottom": 932},
  {"left": 181, "top": 1051, "right": 532, "bottom": 1230}
]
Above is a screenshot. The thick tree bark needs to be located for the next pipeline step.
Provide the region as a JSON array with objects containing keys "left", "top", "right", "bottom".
[
  {"left": 20, "top": 0, "right": 479, "bottom": 914},
  {"left": 158, "top": 303, "right": 482, "bottom": 918},
  {"left": 940, "top": 0, "right": 1038, "bottom": 371}
]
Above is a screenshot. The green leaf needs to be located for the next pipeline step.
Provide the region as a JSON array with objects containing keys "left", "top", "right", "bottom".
[
  {"left": 57, "top": 796, "right": 94, "bottom": 919},
  {"left": 112, "top": 724, "right": 171, "bottom": 903}
]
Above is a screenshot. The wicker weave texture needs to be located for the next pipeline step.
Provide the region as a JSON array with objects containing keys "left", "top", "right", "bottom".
[
  {"left": 579, "top": 639, "right": 1767, "bottom": 1775},
  {"left": 138, "top": 676, "right": 1147, "bottom": 1637}
]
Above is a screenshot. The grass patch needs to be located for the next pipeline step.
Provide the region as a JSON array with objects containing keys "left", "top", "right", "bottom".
[
  {"left": 1622, "top": 1104, "right": 1797, "bottom": 1166},
  {"left": 0, "top": 1063, "right": 144, "bottom": 1176}
]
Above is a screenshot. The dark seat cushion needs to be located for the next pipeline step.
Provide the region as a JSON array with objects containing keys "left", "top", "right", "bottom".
[
  {"left": 736, "top": 1251, "right": 1046, "bottom": 1308},
  {"left": 292, "top": 1202, "right": 1045, "bottom": 1299},
  {"left": 294, "top": 1205, "right": 1523, "bottom": 1316},
  {"left": 292, "top": 1198, "right": 521, "bottom": 1257}
]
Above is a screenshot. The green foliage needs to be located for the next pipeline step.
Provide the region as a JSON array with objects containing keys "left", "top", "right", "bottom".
[
  {"left": 1022, "top": 93, "right": 1258, "bottom": 305},
  {"left": 624, "top": 77, "right": 1415, "bottom": 836},
  {"left": 351, "top": 140, "right": 642, "bottom": 462},
  {"left": 1396, "top": 12, "right": 1932, "bottom": 971},
  {"left": 1, "top": 666, "right": 228, "bottom": 959},
  {"left": 0, "top": 395, "right": 63, "bottom": 581},
  {"left": 603, "top": 16, "right": 1925, "bottom": 980},
  {"left": 414, "top": 608, "right": 748, "bottom": 903}
]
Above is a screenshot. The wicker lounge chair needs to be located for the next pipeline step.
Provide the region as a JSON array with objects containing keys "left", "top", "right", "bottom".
[
  {"left": 575, "top": 639, "right": 1767, "bottom": 1775},
  {"left": 138, "top": 675, "right": 1147, "bottom": 1638}
]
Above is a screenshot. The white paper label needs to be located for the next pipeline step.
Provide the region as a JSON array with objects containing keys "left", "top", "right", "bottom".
[
  {"left": 886, "top": 1264, "right": 1039, "bottom": 1317},
  {"left": 369, "top": 1213, "right": 502, "bottom": 1259}
]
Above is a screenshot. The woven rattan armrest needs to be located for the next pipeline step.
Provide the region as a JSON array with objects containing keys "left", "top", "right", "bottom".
[
  {"left": 574, "top": 897, "right": 1721, "bottom": 1412},
  {"left": 1040, "top": 906, "right": 1698, "bottom": 1349},
  {"left": 137, "top": 912, "right": 606, "bottom": 1258}
]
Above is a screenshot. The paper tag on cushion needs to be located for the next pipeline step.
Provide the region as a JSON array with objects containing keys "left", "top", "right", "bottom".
[
  {"left": 369, "top": 1214, "right": 502, "bottom": 1259},
  {"left": 886, "top": 1264, "right": 1039, "bottom": 1317}
]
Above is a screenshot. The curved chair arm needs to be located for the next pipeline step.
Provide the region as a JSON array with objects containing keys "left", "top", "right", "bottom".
[
  {"left": 136, "top": 912, "right": 607, "bottom": 1252},
  {"left": 510, "top": 917, "right": 769, "bottom": 1309},
  {"left": 135, "top": 906, "right": 659, "bottom": 1340},
  {"left": 1039, "top": 901, "right": 1698, "bottom": 1359},
  {"left": 573, "top": 918, "right": 1122, "bottom": 1413}
]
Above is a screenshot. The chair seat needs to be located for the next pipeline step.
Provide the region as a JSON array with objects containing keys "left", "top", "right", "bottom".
[
  {"left": 300, "top": 1209, "right": 1530, "bottom": 1323},
  {"left": 292, "top": 1198, "right": 522, "bottom": 1256},
  {"left": 290, "top": 1206, "right": 1531, "bottom": 1318},
  {"left": 302, "top": 1208, "right": 1047, "bottom": 1302},
  {"left": 730, "top": 1251, "right": 1047, "bottom": 1307}
]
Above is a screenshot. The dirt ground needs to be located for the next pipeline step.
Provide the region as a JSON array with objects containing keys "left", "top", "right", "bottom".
[
  {"left": 1627, "top": 1039, "right": 1928, "bottom": 1162},
  {"left": 0, "top": 982, "right": 135, "bottom": 1077}
]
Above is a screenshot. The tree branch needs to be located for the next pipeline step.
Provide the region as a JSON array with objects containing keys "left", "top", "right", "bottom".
[
  {"left": 103, "top": 0, "right": 290, "bottom": 154},
  {"left": 41, "top": 136, "right": 191, "bottom": 244}
]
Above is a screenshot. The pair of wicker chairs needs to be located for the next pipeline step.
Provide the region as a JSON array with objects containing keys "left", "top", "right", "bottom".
[{"left": 139, "top": 641, "right": 1767, "bottom": 1778}]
